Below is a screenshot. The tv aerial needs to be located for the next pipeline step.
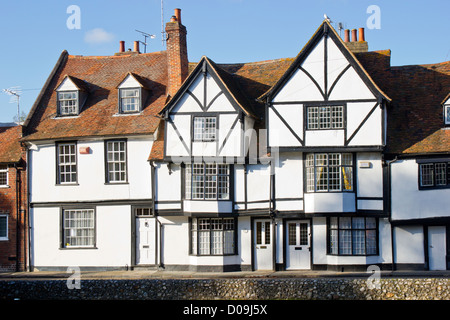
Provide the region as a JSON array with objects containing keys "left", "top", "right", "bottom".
[{"left": 135, "top": 30, "right": 156, "bottom": 53}]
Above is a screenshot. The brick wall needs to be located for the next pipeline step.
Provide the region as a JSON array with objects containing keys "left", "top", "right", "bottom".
[
  {"left": 165, "top": 13, "right": 189, "bottom": 98},
  {"left": 0, "top": 154, "right": 27, "bottom": 272}
]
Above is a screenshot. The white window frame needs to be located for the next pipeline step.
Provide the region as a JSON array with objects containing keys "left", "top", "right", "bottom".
[
  {"left": 57, "top": 142, "right": 77, "bottom": 184},
  {"left": 106, "top": 140, "right": 127, "bottom": 183},
  {"left": 191, "top": 217, "right": 236, "bottom": 256},
  {"left": 0, "top": 214, "right": 8, "bottom": 241},
  {"left": 120, "top": 88, "right": 140, "bottom": 113},
  {"left": 193, "top": 117, "right": 217, "bottom": 141},
  {"left": 0, "top": 165, "right": 8, "bottom": 187},
  {"left": 58, "top": 91, "right": 79, "bottom": 116},
  {"left": 307, "top": 105, "right": 344, "bottom": 130},
  {"left": 445, "top": 105, "right": 450, "bottom": 126},
  {"left": 306, "top": 153, "right": 353, "bottom": 192},
  {"left": 62, "top": 209, "right": 95, "bottom": 248},
  {"left": 185, "top": 163, "right": 230, "bottom": 200}
]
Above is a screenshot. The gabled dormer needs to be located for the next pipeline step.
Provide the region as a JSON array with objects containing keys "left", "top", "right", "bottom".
[
  {"left": 117, "top": 73, "right": 150, "bottom": 114},
  {"left": 160, "top": 56, "right": 258, "bottom": 161},
  {"left": 442, "top": 93, "right": 450, "bottom": 127},
  {"left": 261, "top": 20, "right": 391, "bottom": 150},
  {"left": 55, "top": 75, "right": 89, "bottom": 116}
]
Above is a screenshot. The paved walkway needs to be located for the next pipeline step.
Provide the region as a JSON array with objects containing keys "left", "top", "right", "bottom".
[{"left": 1, "top": 269, "right": 450, "bottom": 280}]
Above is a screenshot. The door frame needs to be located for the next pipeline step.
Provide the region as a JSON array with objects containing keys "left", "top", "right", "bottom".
[
  {"left": 131, "top": 205, "right": 156, "bottom": 267},
  {"left": 425, "top": 225, "right": 448, "bottom": 271},
  {"left": 283, "top": 218, "right": 313, "bottom": 271},
  {"left": 251, "top": 217, "right": 275, "bottom": 271}
]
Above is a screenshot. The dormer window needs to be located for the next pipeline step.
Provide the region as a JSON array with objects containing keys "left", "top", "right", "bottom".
[
  {"left": 119, "top": 88, "right": 140, "bottom": 113},
  {"left": 445, "top": 104, "right": 450, "bottom": 126},
  {"left": 58, "top": 91, "right": 78, "bottom": 116},
  {"left": 55, "top": 75, "right": 88, "bottom": 117},
  {"left": 443, "top": 94, "right": 450, "bottom": 126},
  {"left": 117, "top": 73, "right": 149, "bottom": 114}
]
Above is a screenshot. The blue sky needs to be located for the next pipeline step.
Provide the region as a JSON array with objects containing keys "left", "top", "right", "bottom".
[{"left": 0, "top": 0, "right": 449, "bottom": 123}]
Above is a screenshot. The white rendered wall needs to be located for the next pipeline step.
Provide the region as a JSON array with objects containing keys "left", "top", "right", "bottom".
[
  {"left": 32, "top": 205, "right": 132, "bottom": 268},
  {"left": 356, "top": 153, "right": 384, "bottom": 211},
  {"left": 154, "top": 163, "right": 181, "bottom": 211},
  {"left": 274, "top": 152, "right": 303, "bottom": 211},
  {"left": 393, "top": 225, "right": 424, "bottom": 265},
  {"left": 391, "top": 159, "right": 450, "bottom": 220},
  {"left": 159, "top": 216, "right": 252, "bottom": 268},
  {"left": 29, "top": 137, "right": 153, "bottom": 203}
]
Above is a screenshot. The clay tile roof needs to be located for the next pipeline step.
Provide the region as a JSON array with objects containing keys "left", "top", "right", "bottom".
[
  {"left": 0, "top": 125, "right": 23, "bottom": 163},
  {"left": 355, "top": 53, "right": 450, "bottom": 155},
  {"left": 23, "top": 50, "right": 168, "bottom": 141},
  {"left": 148, "top": 120, "right": 165, "bottom": 161}
]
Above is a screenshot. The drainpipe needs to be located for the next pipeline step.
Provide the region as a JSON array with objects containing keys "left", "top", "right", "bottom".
[
  {"left": 384, "top": 156, "right": 398, "bottom": 271},
  {"left": 14, "top": 163, "right": 20, "bottom": 272}
]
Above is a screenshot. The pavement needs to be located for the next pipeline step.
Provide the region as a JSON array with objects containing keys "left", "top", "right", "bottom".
[{"left": 1, "top": 269, "right": 450, "bottom": 280}]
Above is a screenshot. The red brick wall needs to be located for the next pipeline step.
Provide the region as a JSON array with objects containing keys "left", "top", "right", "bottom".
[
  {"left": 0, "top": 155, "right": 27, "bottom": 271},
  {"left": 166, "top": 19, "right": 188, "bottom": 98}
]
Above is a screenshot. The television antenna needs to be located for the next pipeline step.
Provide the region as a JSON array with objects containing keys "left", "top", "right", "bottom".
[
  {"left": 2, "top": 87, "right": 21, "bottom": 122},
  {"left": 135, "top": 30, "right": 156, "bottom": 53}
]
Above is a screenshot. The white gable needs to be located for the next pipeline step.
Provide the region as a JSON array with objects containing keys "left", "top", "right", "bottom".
[
  {"left": 118, "top": 74, "right": 142, "bottom": 89},
  {"left": 56, "top": 77, "right": 78, "bottom": 91}
]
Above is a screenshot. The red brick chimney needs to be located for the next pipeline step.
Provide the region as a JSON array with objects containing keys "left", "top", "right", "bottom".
[{"left": 166, "top": 8, "right": 188, "bottom": 98}]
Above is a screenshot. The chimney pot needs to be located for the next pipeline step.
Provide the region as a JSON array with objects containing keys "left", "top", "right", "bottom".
[
  {"left": 119, "top": 41, "right": 125, "bottom": 52},
  {"left": 174, "top": 8, "right": 181, "bottom": 24},
  {"left": 344, "top": 29, "right": 350, "bottom": 42},
  {"left": 351, "top": 29, "right": 357, "bottom": 42},
  {"left": 134, "top": 41, "right": 140, "bottom": 53},
  {"left": 358, "top": 27, "right": 365, "bottom": 42}
]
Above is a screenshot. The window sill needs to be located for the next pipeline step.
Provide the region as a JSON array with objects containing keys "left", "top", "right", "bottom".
[
  {"left": 60, "top": 247, "right": 98, "bottom": 250},
  {"left": 113, "top": 112, "right": 142, "bottom": 117},
  {"left": 55, "top": 183, "right": 79, "bottom": 186},
  {"left": 53, "top": 115, "right": 80, "bottom": 119},
  {"left": 0, "top": 185, "right": 10, "bottom": 189},
  {"left": 104, "top": 182, "right": 129, "bottom": 185},
  {"left": 0, "top": 238, "right": 9, "bottom": 241}
]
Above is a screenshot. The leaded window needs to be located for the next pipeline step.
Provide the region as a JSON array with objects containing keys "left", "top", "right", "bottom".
[
  {"left": 185, "top": 163, "right": 230, "bottom": 200},
  {"left": 307, "top": 105, "right": 343, "bottom": 130},
  {"left": 57, "top": 143, "right": 77, "bottom": 184},
  {"left": 58, "top": 91, "right": 78, "bottom": 116},
  {"left": 328, "top": 217, "right": 377, "bottom": 256},
  {"left": 191, "top": 217, "right": 236, "bottom": 255},
  {"left": 306, "top": 153, "right": 353, "bottom": 192},
  {"left": 419, "top": 161, "right": 450, "bottom": 189},
  {"left": 106, "top": 140, "right": 127, "bottom": 183},
  {"left": 193, "top": 117, "right": 216, "bottom": 141},
  {"left": 62, "top": 209, "right": 95, "bottom": 248}
]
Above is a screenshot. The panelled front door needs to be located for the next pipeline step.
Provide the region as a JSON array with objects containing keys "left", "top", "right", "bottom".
[
  {"left": 286, "top": 220, "right": 311, "bottom": 270},
  {"left": 254, "top": 219, "right": 273, "bottom": 270},
  {"left": 428, "top": 226, "right": 446, "bottom": 271},
  {"left": 135, "top": 217, "right": 156, "bottom": 265}
]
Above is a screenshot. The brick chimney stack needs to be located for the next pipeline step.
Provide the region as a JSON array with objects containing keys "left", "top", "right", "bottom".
[
  {"left": 166, "top": 8, "right": 188, "bottom": 98},
  {"left": 343, "top": 27, "right": 368, "bottom": 53}
]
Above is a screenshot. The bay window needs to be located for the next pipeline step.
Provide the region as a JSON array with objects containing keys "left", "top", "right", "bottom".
[
  {"left": 191, "top": 217, "right": 236, "bottom": 255},
  {"left": 306, "top": 153, "right": 353, "bottom": 192},
  {"left": 185, "top": 163, "right": 230, "bottom": 200},
  {"left": 328, "top": 217, "right": 377, "bottom": 256}
]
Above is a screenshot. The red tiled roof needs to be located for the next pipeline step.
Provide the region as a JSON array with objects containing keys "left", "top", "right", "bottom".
[
  {"left": 356, "top": 51, "right": 450, "bottom": 155},
  {"left": 23, "top": 50, "right": 168, "bottom": 141},
  {"left": 0, "top": 125, "right": 23, "bottom": 163}
]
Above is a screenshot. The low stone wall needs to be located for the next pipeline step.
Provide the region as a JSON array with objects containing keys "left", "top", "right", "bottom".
[{"left": 0, "top": 277, "right": 449, "bottom": 300}]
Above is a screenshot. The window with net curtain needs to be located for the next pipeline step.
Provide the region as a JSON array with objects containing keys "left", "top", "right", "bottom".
[{"left": 306, "top": 153, "right": 353, "bottom": 192}]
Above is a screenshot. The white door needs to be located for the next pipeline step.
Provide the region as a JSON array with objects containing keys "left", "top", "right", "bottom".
[
  {"left": 136, "top": 218, "right": 155, "bottom": 265},
  {"left": 254, "top": 219, "right": 273, "bottom": 270},
  {"left": 286, "top": 220, "right": 311, "bottom": 270},
  {"left": 428, "top": 226, "right": 447, "bottom": 271}
]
